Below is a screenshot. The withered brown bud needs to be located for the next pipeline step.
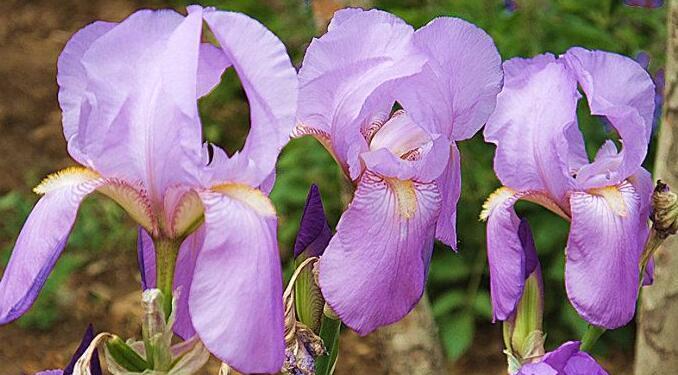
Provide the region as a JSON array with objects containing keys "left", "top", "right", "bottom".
[
  {"left": 651, "top": 180, "right": 678, "bottom": 239},
  {"left": 281, "top": 323, "right": 326, "bottom": 375}
]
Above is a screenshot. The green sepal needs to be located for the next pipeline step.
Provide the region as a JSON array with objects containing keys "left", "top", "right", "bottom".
[
  {"left": 294, "top": 254, "right": 325, "bottom": 333},
  {"left": 511, "top": 272, "right": 543, "bottom": 359},
  {"left": 105, "top": 336, "right": 149, "bottom": 372}
]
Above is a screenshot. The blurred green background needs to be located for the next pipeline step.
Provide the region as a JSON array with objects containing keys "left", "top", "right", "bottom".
[{"left": 0, "top": 0, "right": 666, "bottom": 369}]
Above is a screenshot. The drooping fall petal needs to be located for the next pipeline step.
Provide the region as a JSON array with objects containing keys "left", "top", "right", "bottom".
[
  {"left": 482, "top": 188, "right": 530, "bottom": 321},
  {"left": 318, "top": 172, "right": 441, "bottom": 334},
  {"left": 565, "top": 182, "right": 647, "bottom": 328},
  {"left": 0, "top": 169, "right": 100, "bottom": 324},
  {"left": 189, "top": 186, "right": 284, "bottom": 373}
]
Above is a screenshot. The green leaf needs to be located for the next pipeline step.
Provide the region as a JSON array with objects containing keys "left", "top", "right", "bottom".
[
  {"left": 432, "top": 291, "right": 465, "bottom": 318},
  {"left": 440, "top": 312, "right": 475, "bottom": 360},
  {"left": 316, "top": 315, "right": 341, "bottom": 375},
  {"left": 473, "top": 290, "right": 493, "bottom": 320}
]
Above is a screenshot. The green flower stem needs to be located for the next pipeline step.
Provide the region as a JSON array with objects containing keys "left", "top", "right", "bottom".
[
  {"left": 316, "top": 315, "right": 341, "bottom": 375},
  {"left": 580, "top": 325, "right": 606, "bottom": 353},
  {"left": 154, "top": 237, "right": 180, "bottom": 319}
]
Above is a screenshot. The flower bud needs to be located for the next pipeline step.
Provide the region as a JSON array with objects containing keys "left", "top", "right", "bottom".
[
  {"left": 282, "top": 324, "right": 327, "bottom": 375},
  {"left": 294, "top": 185, "right": 332, "bottom": 333},
  {"left": 282, "top": 257, "right": 327, "bottom": 375},
  {"left": 503, "top": 219, "right": 545, "bottom": 373},
  {"left": 506, "top": 271, "right": 545, "bottom": 365},
  {"left": 652, "top": 181, "right": 678, "bottom": 239}
]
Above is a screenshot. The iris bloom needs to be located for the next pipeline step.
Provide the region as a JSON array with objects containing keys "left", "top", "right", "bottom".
[
  {"left": 482, "top": 48, "right": 655, "bottom": 329},
  {"left": 517, "top": 341, "right": 608, "bottom": 375},
  {"left": 0, "top": 5, "right": 297, "bottom": 372},
  {"left": 295, "top": 8, "right": 503, "bottom": 334}
]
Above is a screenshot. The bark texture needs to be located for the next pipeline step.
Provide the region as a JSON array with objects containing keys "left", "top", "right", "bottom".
[
  {"left": 374, "top": 294, "right": 447, "bottom": 375},
  {"left": 635, "top": 1, "right": 678, "bottom": 374}
]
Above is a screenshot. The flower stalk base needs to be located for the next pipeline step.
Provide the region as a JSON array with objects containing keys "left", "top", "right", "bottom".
[{"left": 153, "top": 237, "right": 180, "bottom": 318}]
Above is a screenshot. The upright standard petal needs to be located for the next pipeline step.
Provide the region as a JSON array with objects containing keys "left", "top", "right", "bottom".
[
  {"left": 360, "top": 111, "right": 450, "bottom": 182},
  {"left": 202, "top": 9, "right": 298, "bottom": 188},
  {"left": 0, "top": 168, "right": 100, "bottom": 324},
  {"left": 484, "top": 57, "right": 578, "bottom": 204},
  {"left": 563, "top": 48, "right": 655, "bottom": 187},
  {"left": 137, "top": 226, "right": 204, "bottom": 339},
  {"left": 190, "top": 186, "right": 284, "bottom": 373},
  {"left": 57, "top": 21, "right": 115, "bottom": 167},
  {"left": 400, "top": 17, "right": 503, "bottom": 140},
  {"left": 565, "top": 181, "right": 646, "bottom": 328},
  {"left": 65, "top": 8, "right": 205, "bottom": 200},
  {"left": 297, "top": 9, "right": 426, "bottom": 176},
  {"left": 318, "top": 172, "right": 441, "bottom": 334}
]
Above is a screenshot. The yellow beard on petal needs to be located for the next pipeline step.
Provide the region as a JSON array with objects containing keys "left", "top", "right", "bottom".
[
  {"left": 480, "top": 186, "right": 517, "bottom": 221},
  {"left": 588, "top": 185, "right": 629, "bottom": 217},
  {"left": 479, "top": 187, "right": 571, "bottom": 222},
  {"left": 211, "top": 183, "right": 276, "bottom": 217},
  {"left": 387, "top": 178, "right": 417, "bottom": 219},
  {"left": 33, "top": 167, "right": 101, "bottom": 195}
]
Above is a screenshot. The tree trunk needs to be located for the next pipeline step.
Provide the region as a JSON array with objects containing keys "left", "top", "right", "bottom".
[
  {"left": 374, "top": 294, "right": 447, "bottom": 375},
  {"left": 635, "top": 1, "right": 678, "bottom": 374}
]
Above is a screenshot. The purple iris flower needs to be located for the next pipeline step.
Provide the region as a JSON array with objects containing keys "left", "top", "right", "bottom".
[
  {"left": 295, "top": 8, "right": 503, "bottom": 334},
  {"left": 624, "top": 0, "right": 664, "bottom": 8},
  {"left": 482, "top": 48, "right": 655, "bottom": 329},
  {"left": 0, "top": 5, "right": 297, "bottom": 373},
  {"left": 517, "top": 341, "right": 608, "bottom": 375},
  {"left": 37, "top": 324, "right": 101, "bottom": 375}
]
